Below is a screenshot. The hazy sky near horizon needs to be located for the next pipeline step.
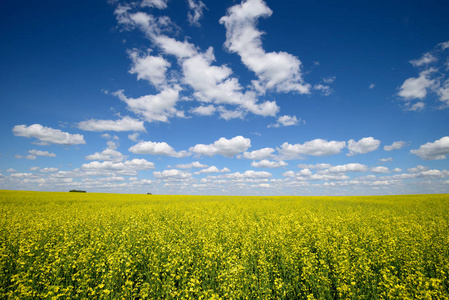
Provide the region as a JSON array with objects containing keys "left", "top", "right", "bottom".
[{"left": 1, "top": 0, "right": 449, "bottom": 195}]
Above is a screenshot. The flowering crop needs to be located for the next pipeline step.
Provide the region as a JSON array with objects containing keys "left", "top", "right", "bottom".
[{"left": 1, "top": 190, "right": 448, "bottom": 299}]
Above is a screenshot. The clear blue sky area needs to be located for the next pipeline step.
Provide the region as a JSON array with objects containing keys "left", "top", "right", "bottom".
[{"left": 1, "top": 0, "right": 449, "bottom": 195}]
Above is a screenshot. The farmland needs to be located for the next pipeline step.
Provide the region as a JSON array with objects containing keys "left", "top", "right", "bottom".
[{"left": 1, "top": 190, "right": 448, "bottom": 299}]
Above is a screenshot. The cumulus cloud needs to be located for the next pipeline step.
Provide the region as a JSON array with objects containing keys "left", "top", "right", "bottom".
[
  {"left": 114, "top": 7, "right": 279, "bottom": 119},
  {"left": 86, "top": 148, "right": 126, "bottom": 162},
  {"left": 251, "top": 160, "right": 287, "bottom": 168},
  {"left": 320, "top": 163, "right": 368, "bottom": 174},
  {"left": 114, "top": 88, "right": 184, "bottom": 123},
  {"left": 141, "top": 0, "right": 168, "bottom": 9},
  {"left": 40, "top": 168, "right": 59, "bottom": 173},
  {"left": 28, "top": 150, "right": 56, "bottom": 157},
  {"left": 128, "top": 132, "right": 140, "bottom": 142},
  {"left": 190, "top": 105, "right": 216, "bottom": 116},
  {"left": 128, "top": 49, "right": 171, "bottom": 88},
  {"left": 153, "top": 169, "right": 192, "bottom": 180},
  {"left": 268, "top": 115, "right": 302, "bottom": 128},
  {"left": 174, "top": 161, "right": 208, "bottom": 169},
  {"left": 397, "top": 41, "right": 449, "bottom": 110},
  {"left": 187, "top": 0, "right": 207, "bottom": 27},
  {"left": 194, "top": 166, "right": 230, "bottom": 174},
  {"left": 410, "top": 52, "right": 437, "bottom": 67},
  {"left": 384, "top": 141, "right": 408, "bottom": 151},
  {"left": 241, "top": 147, "right": 275, "bottom": 160},
  {"left": 129, "top": 140, "right": 190, "bottom": 157},
  {"left": 278, "top": 139, "right": 346, "bottom": 159},
  {"left": 190, "top": 136, "right": 251, "bottom": 157},
  {"left": 220, "top": 0, "right": 310, "bottom": 94},
  {"left": 13, "top": 124, "right": 85, "bottom": 146},
  {"left": 224, "top": 170, "right": 272, "bottom": 180},
  {"left": 371, "top": 166, "right": 390, "bottom": 173},
  {"left": 410, "top": 136, "right": 449, "bottom": 160},
  {"left": 81, "top": 159, "right": 155, "bottom": 176},
  {"left": 347, "top": 137, "right": 380, "bottom": 156},
  {"left": 379, "top": 157, "right": 393, "bottom": 162},
  {"left": 78, "top": 116, "right": 145, "bottom": 132},
  {"left": 297, "top": 163, "right": 332, "bottom": 170},
  {"left": 398, "top": 69, "right": 436, "bottom": 100}
]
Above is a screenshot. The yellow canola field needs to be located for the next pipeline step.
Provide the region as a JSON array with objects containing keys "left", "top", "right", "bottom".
[{"left": 1, "top": 190, "right": 449, "bottom": 299}]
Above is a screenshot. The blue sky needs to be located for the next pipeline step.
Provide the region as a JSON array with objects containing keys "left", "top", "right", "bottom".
[{"left": 1, "top": 0, "right": 449, "bottom": 195}]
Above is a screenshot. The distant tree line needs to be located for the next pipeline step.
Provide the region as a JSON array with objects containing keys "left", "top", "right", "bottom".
[{"left": 69, "top": 190, "right": 86, "bottom": 193}]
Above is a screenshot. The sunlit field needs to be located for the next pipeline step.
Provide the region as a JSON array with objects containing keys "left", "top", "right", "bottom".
[{"left": 1, "top": 190, "right": 448, "bottom": 299}]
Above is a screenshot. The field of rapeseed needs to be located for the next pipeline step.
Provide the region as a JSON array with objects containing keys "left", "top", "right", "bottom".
[{"left": 1, "top": 190, "right": 448, "bottom": 299}]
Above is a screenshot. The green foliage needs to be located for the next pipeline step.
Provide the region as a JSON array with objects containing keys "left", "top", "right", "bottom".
[
  {"left": 69, "top": 190, "right": 86, "bottom": 193},
  {"left": 1, "top": 190, "right": 448, "bottom": 299}
]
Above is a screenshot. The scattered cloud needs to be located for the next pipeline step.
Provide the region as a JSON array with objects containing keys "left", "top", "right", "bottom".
[
  {"left": 251, "top": 160, "right": 287, "bottom": 168},
  {"left": 219, "top": 0, "right": 310, "bottom": 94},
  {"left": 129, "top": 140, "right": 190, "bottom": 157},
  {"left": 128, "top": 49, "right": 171, "bottom": 89},
  {"left": 174, "top": 161, "right": 208, "bottom": 169},
  {"left": 278, "top": 139, "right": 346, "bottom": 159},
  {"left": 410, "top": 136, "right": 449, "bottom": 160},
  {"left": 379, "top": 157, "right": 393, "bottom": 162},
  {"left": 13, "top": 124, "right": 85, "bottom": 146},
  {"left": 268, "top": 115, "right": 303, "bottom": 128},
  {"left": 78, "top": 116, "right": 145, "bottom": 132},
  {"left": 128, "top": 132, "right": 140, "bottom": 142},
  {"left": 114, "top": 88, "right": 184, "bottom": 123},
  {"left": 369, "top": 83, "right": 376, "bottom": 89},
  {"left": 384, "top": 141, "right": 408, "bottom": 151},
  {"left": 347, "top": 137, "right": 380, "bottom": 156},
  {"left": 190, "top": 136, "right": 251, "bottom": 157},
  {"left": 241, "top": 147, "right": 275, "bottom": 160},
  {"left": 194, "top": 166, "right": 230, "bottom": 174},
  {"left": 187, "top": 0, "right": 207, "bottom": 27}
]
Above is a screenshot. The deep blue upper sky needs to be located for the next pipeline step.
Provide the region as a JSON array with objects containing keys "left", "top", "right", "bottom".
[{"left": 1, "top": 0, "right": 449, "bottom": 195}]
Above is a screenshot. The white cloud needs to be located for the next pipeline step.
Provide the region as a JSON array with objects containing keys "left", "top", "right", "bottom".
[
  {"left": 384, "top": 141, "right": 408, "bottom": 151},
  {"left": 187, "top": 0, "right": 207, "bottom": 27},
  {"left": 369, "top": 83, "right": 375, "bottom": 89},
  {"left": 407, "top": 165, "right": 429, "bottom": 173},
  {"left": 313, "top": 84, "right": 332, "bottom": 96},
  {"left": 28, "top": 150, "right": 56, "bottom": 157},
  {"left": 406, "top": 101, "right": 425, "bottom": 112},
  {"left": 437, "top": 79, "right": 449, "bottom": 108},
  {"left": 225, "top": 170, "right": 272, "bottom": 180},
  {"left": 26, "top": 155, "right": 37, "bottom": 160},
  {"left": 190, "top": 105, "right": 216, "bottom": 116},
  {"left": 40, "top": 168, "right": 59, "bottom": 173},
  {"left": 86, "top": 148, "right": 126, "bottom": 162},
  {"left": 278, "top": 139, "right": 346, "bottom": 159},
  {"left": 297, "top": 163, "right": 332, "bottom": 170},
  {"left": 128, "top": 50, "right": 171, "bottom": 88},
  {"left": 141, "top": 0, "right": 168, "bottom": 9},
  {"left": 128, "top": 132, "right": 140, "bottom": 142},
  {"left": 153, "top": 169, "right": 192, "bottom": 180},
  {"left": 114, "top": 6, "right": 279, "bottom": 119},
  {"left": 410, "top": 52, "right": 437, "bottom": 67},
  {"left": 320, "top": 163, "right": 368, "bottom": 174},
  {"left": 129, "top": 140, "right": 190, "bottom": 157},
  {"left": 13, "top": 124, "right": 85, "bottom": 146},
  {"left": 251, "top": 160, "right": 287, "bottom": 168},
  {"left": 190, "top": 136, "right": 251, "bottom": 157},
  {"left": 78, "top": 116, "right": 145, "bottom": 132},
  {"left": 398, "top": 69, "right": 436, "bottom": 100},
  {"left": 175, "top": 161, "right": 208, "bottom": 169},
  {"left": 347, "top": 137, "right": 380, "bottom": 156},
  {"left": 410, "top": 136, "right": 449, "bottom": 160},
  {"left": 268, "top": 115, "right": 302, "bottom": 128},
  {"left": 241, "top": 147, "right": 275, "bottom": 160},
  {"left": 114, "top": 87, "right": 184, "bottom": 123},
  {"left": 371, "top": 166, "right": 390, "bottom": 173},
  {"left": 81, "top": 159, "right": 155, "bottom": 176},
  {"left": 220, "top": 0, "right": 310, "bottom": 94},
  {"left": 379, "top": 157, "right": 393, "bottom": 162},
  {"left": 194, "top": 166, "right": 230, "bottom": 174},
  {"left": 6, "top": 168, "right": 17, "bottom": 172}
]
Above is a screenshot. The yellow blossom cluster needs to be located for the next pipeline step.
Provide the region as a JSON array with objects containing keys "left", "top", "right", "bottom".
[{"left": 1, "top": 190, "right": 448, "bottom": 299}]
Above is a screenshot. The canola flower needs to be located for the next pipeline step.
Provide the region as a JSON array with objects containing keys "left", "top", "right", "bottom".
[{"left": 0, "top": 190, "right": 448, "bottom": 299}]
